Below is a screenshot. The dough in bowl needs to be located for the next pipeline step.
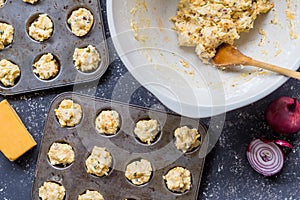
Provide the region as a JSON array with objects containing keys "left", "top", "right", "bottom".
[{"left": 171, "top": 0, "right": 274, "bottom": 63}]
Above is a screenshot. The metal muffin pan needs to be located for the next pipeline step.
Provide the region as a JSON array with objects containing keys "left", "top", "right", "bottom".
[
  {"left": 0, "top": 0, "right": 108, "bottom": 95},
  {"left": 32, "top": 92, "right": 207, "bottom": 200}
]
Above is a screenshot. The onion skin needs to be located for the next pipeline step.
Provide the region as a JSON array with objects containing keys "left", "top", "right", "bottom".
[
  {"left": 260, "top": 138, "right": 293, "bottom": 149},
  {"left": 247, "top": 139, "right": 285, "bottom": 176},
  {"left": 266, "top": 97, "right": 300, "bottom": 134}
]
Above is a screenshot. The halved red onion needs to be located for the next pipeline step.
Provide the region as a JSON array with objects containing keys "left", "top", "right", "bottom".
[{"left": 246, "top": 139, "right": 291, "bottom": 176}]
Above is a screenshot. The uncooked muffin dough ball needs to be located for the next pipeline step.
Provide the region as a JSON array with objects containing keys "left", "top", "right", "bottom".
[
  {"left": 48, "top": 142, "right": 75, "bottom": 166},
  {"left": 78, "top": 190, "right": 104, "bottom": 200},
  {"left": 23, "top": 0, "right": 39, "bottom": 4},
  {"left": 0, "top": 0, "right": 5, "bottom": 7},
  {"left": 38, "top": 182, "right": 65, "bottom": 200},
  {"left": 33, "top": 53, "right": 59, "bottom": 80},
  {"left": 174, "top": 126, "right": 201, "bottom": 153},
  {"left": 125, "top": 159, "right": 152, "bottom": 185},
  {"left": 55, "top": 99, "right": 82, "bottom": 127},
  {"left": 29, "top": 14, "right": 53, "bottom": 41},
  {"left": 134, "top": 119, "right": 160, "bottom": 144},
  {"left": 0, "top": 59, "right": 20, "bottom": 87},
  {"left": 0, "top": 22, "right": 14, "bottom": 50},
  {"left": 86, "top": 146, "right": 112, "bottom": 177},
  {"left": 68, "top": 8, "right": 94, "bottom": 37},
  {"left": 95, "top": 110, "right": 120, "bottom": 135},
  {"left": 73, "top": 45, "right": 100, "bottom": 72},
  {"left": 163, "top": 166, "right": 191, "bottom": 193}
]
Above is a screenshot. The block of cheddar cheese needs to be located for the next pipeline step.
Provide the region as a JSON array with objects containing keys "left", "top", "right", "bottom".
[{"left": 0, "top": 99, "right": 36, "bottom": 161}]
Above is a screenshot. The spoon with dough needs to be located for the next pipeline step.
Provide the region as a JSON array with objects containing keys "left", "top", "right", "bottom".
[{"left": 212, "top": 43, "right": 300, "bottom": 80}]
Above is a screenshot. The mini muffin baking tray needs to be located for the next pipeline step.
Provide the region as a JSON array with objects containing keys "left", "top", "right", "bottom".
[
  {"left": 0, "top": 0, "right": 108, "bottom": 95},
  {"left": 32, "top": 92, "right": 208, "bottom": 200}
]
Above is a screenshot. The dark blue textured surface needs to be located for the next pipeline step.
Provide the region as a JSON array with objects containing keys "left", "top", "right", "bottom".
[{"left": 1, "top": 1, "right": 300, "bottom": 199}]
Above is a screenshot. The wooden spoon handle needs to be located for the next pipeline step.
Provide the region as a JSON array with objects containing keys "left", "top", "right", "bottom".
[{"left": 246, "top": 58, "right": 300, "bottom": 80}]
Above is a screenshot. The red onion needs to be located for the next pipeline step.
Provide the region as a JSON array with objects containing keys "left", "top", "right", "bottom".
[
  {"left": 260, "top": 138, "right": 293, "bottom": 149},
  {"left": 266, "top": 96, "right": 300, "bottom": 134},
  {"left": 246, "top": 139, "right": 292, "bottom": 176}
]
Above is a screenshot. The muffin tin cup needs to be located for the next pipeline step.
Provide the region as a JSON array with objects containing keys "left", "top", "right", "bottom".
[
  {"left": 32, "top": 92, "right": 208, "bottom": 200},
  {"left": 0, "top": 0, "right": 108, "bottom": 95}
]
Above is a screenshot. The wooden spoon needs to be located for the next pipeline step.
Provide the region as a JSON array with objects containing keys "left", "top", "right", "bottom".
[{"left": 212, "top": 43, "right": 300, "bottom": 80}]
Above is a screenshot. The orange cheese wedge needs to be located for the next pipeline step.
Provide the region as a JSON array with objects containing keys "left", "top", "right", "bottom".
[{"left": 0, "top": 99, "right": 37, "bottom": 161}]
